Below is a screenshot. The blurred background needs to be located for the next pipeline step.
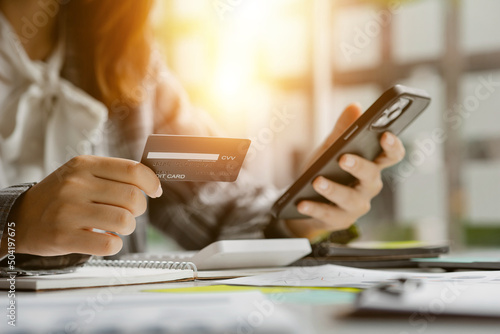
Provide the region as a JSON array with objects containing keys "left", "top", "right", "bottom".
[{"left": 148, "top": 0, "right": 500, "bottom": 251}]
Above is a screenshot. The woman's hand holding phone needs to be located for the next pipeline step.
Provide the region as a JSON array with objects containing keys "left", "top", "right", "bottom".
[{"left": 284, "top": 103, "right": 406, "bottom": 240}]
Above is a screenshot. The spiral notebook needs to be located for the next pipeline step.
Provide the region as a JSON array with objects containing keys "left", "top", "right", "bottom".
[{"left": 0, "top": 259, "right": 197, "bottom": 291}]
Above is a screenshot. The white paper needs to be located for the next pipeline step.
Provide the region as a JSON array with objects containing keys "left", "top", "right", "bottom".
[
  {"left": 220, "top": 264, "right": 500, "bottom": 288},
  {"left": 1, "top": 292, "right": 310, "bottom": 334}
]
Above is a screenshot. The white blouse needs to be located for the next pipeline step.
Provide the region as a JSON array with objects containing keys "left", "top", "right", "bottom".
[{"left": 0, "top": 12, "right": 108, "bottom": 188}]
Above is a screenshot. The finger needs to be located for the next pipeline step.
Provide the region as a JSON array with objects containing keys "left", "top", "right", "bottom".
[
  {"left": 311, "top": 176, "right": 371, "bottom": 214},
  {"left": 296, "top": 200, "right": 354, "bottom": 231},
  {"left": 74, "top": 203, "right": 136, "bottom": 236},
  {"left": 374, "top": 132, "right": 406, "bottom": 169},
  {"left": 94, "top": 158, "right": 162, "bottom": 198},
  {"left": 339, "top": 154, "right": 384, "bottom": 196},
  {"left": 55, "top": 201, "right": 137, "bottom": 236},
  {"left": 303, "top": 103, "right": 362, "bottom": 171},
  {"left": 330, "top": 103, "right": 363, "bottom": 140},
  {"left": 322, "top": 103, "right": 363, "bottom": 150},
  {"left": 68, "top": 229, "right": 124, "bottom": 256},
  {"left": 87, "top": 178, "right": 148, "bottom": 217},
  {"left": 74, "top": 156, "right": 162, "bottom": 198}
]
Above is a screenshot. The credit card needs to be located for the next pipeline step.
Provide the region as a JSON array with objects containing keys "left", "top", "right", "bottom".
[{"left": 141, "top": 135, "right": 251, "bottom": 182}]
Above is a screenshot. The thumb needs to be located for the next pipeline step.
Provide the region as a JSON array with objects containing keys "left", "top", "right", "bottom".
[
  {"left": 326, "top": 103, "right": 363, "bottom": 146},
  {"left": 301, "top": 103, "right": 363, "bottom": 172}
]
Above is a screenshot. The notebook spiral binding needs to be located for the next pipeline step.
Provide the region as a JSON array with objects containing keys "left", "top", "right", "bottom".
[{"left": 86, "top": 259, "right": 198, "bottom": 272}]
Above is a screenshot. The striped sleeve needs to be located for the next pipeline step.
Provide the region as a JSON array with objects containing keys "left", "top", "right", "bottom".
[
  {"left": 0, "top": 183, "right": 35, "bottom": 254},
  {"left": 148, "top": 169, "right": 291, "bottom": 250}
]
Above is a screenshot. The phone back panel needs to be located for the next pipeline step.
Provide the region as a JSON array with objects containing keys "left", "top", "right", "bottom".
[{"left": 272, "top": 85, "right": 431, "bottom": 220}]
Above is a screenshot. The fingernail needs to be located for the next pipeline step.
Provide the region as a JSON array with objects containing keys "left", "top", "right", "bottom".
[
  {"left": 352, "top": 102, "right": 362, "bottom": 110},
  {"left": 316, "top": 177, "right": 329, "bottom": 191},
  {"left": 298, "top": 202, "right": 310, "bottom": 214},
  {"left": 153, "top": 184, "right": 163, "bottom": 198},
  {"left": 343, "top": 155, "right": 356, "bottom": 168},
  {"left": 385, "top": 133, "right": 395, "bottom": 146}
]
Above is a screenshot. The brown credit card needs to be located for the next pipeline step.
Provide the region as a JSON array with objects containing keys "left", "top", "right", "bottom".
[{"left": 140, "top": 135, "right": 251, "bottom": 182}]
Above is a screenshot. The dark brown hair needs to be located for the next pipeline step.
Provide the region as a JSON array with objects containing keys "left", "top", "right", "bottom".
[{"left": 64, "top": 0, "right": 154, "bottom": 108}]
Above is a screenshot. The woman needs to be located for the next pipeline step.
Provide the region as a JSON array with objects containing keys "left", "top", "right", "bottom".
[{"left": 0, "top": 0, "right": 405, "bottom": 269}]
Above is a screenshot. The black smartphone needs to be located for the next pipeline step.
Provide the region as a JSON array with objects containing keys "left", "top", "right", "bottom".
[{"left": 271, "top": 85, "right": 431, "bottom": 220}]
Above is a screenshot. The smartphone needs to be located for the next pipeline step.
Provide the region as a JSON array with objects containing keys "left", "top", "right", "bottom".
[{"left": 271, "top": 85, "right": 431, "bottom": 220}]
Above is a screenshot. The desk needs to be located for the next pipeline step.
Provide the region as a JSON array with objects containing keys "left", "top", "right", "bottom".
[{"left": 12, "top": 278, "right": 500, "bottom": 334}]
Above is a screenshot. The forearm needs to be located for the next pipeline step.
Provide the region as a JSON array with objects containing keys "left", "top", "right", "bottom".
[
  {"left": 149, "top": 170, "right": 288, "bottom": 250},
  {"left": 148, "top": 59, "right": 296, "bottom": 246}
]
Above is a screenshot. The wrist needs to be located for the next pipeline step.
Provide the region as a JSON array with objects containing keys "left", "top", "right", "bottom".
[
  {"left": 284, "top": 219, "right": 327, "bottom": 241},
  {"left": 284, "top": 219, "right": 360, "bottom": 245}
]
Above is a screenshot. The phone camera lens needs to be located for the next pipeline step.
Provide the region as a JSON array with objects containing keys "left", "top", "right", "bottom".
[{"left": 372, "top": 97, "right": 411, "bottom": 129}]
